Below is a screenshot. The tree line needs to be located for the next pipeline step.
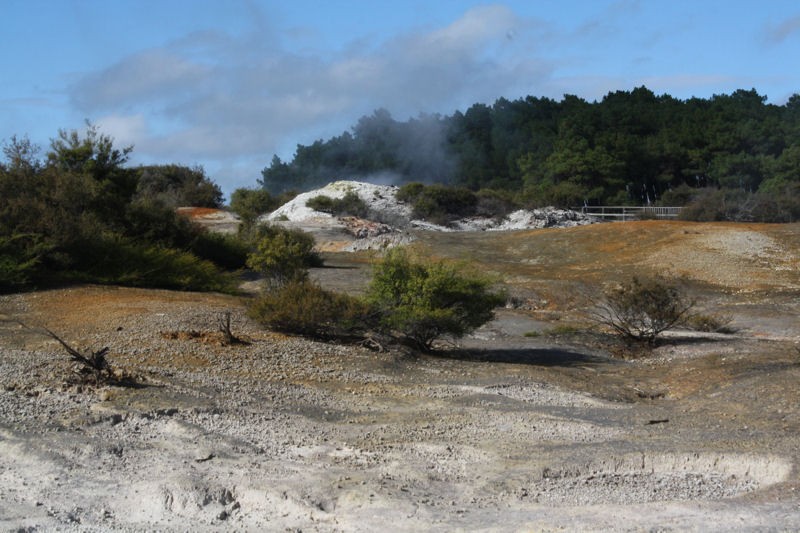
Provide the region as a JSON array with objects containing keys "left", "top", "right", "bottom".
[{"left": 258, "top": 87, "right": 800, "bottom": 214}]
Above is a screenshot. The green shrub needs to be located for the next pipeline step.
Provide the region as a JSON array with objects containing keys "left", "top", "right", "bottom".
[
  {"left": 123, "top": 199, "right": 248, "bottom": 270},
  {"left": 229, "top": 188, "right": 279, "bottom": 232},
  {"left": 588, "top": 276, "right": 695, "bottom": 345},
  {"left": 0, "top": 233, "right": 50, "bottom": 292},
  {"left": 752, "top": 182, "right": 800, "bottom": 223},
  {"left": 66, "top": 236, "right": 236, "bottom": 292},
  {"left": 658, "top": 184, "right": 695, "bottom": 207},
  {"left": 306, "top": 191, "right": 370, "bottom": 218},
  {"left": 475, "top": 189, "right": 520, "bottom": 219},
  {"left": 134, "top": 164, "right": 223, "bottom": 208},
  {"left": 0, "top": 128, "right": 243, "bottom": 293},
  {"left": 366, "top": 248, "right": 505, "bottom": 351},
  {"left": 246, "top": 224, "right": 321, "bottom": 287},
  {"left": 189, "top": 231, "right": 249, "bottom": 270},
  {"left": 396, "top": 182, "right": 426, "bottom": 203},
  {"left": 523, "top": 181, "right": 596, "bottom": 209},
  {"left": 305, "top": 195, "right": 336, "bottom": 213},
  {"left": 679, "top": 187, "right": 766, "bottom": 222},
  {"left": 248, "top": 279, "right": 373, "bottom": 339},
  {"left": 123, "top": 199, "right": 199, "bottom": 246},
  {"left": 680, "top": 185, "right": 800, "bottom": 223},
  {"left": 396, "top": 182, "right": 478, "bottom": 225}
]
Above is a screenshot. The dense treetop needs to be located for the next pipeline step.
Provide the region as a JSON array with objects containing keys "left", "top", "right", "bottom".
[{"left": 259, "top": 87, "right": 800, "bottom": 208}]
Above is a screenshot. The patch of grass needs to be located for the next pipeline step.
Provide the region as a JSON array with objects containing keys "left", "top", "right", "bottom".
[
  {"left": 545, "top": 324, "right": 584, "bottom": 336},
  {"left": 686, "top": 312, "right": 736, "bottom": 334}
]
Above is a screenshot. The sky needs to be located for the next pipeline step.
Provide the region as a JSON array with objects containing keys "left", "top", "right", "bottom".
[{"left": 2, "top": 0, "right": 799, "bottom": 198}]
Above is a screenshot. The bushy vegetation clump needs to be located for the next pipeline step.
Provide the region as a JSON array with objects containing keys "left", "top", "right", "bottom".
[
  {"left": 397, "top": 183, "right": 479, "bottom": 225},
  {"left": 366, "top": 248, "right": 505, "bottom": 351},
  {"left": 245, "top": 235, "right": 505, "bottom": 351},
  {"left": 248, "top": 279, "right": 373, "bottom": 340},
  {"left": 679, "top": 184, "right": 800, "bottom": 223},
  {"left": 134, "top": 164, "right": 223, "bottom": 208},
  {"left": 229, "top": 187, "right": 297, "bottom": 235},
  {"left": 0, "top": 126, "right": 245, "bottom": 293},
  {"left": 306, "top": 191, "right": 370, "bottom": 218},
  {"left": 589, "top": 276, "right": 695, "bottom": 345},
  {"left": 245, "top": 224, "right": 322, "bottom": 288}
]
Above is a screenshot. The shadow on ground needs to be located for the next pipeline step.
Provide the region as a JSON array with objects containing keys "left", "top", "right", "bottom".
[{"left": 439, "top": 347, "right": 618, "bottom": 367}]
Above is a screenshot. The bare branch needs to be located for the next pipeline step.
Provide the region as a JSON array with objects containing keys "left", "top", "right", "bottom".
[{"left": 14, "top": 320, "right": 112, "bottom": 384}]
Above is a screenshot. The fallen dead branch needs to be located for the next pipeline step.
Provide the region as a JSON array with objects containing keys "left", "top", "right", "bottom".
[{"left": 14, "top": 320, "right": 116, "bottom": 385}]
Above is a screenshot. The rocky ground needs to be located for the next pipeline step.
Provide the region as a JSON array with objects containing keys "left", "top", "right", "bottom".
[{"left": 1, "top": 221, "right": 799, "bottom": 531}]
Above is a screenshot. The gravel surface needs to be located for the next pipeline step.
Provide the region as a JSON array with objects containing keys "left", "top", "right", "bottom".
[{"left": 1, "top": 283, "right": 799, "bottom": 531}]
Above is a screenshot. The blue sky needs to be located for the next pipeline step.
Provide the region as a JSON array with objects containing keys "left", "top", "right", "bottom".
[{"left": 2, "top": 1, "right": 799, "bottom": 197}]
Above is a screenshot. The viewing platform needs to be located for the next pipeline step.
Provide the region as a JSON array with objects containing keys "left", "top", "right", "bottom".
[{"left": 576, "top": 206, "right": 682, "bottom": 221}]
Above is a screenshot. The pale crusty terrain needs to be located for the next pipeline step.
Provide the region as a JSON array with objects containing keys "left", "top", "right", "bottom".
[{"left": 1, "top": 221, "right": 799, "bottom": 531}]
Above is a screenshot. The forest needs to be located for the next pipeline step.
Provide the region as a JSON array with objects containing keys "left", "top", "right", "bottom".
[{"left": 259, "top": 87, "right": 800, "bottom": 214}]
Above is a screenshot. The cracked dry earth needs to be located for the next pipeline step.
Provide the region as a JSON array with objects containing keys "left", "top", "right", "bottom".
[{"left": 1, "top": 221, "right": 800, "bottom": 531}]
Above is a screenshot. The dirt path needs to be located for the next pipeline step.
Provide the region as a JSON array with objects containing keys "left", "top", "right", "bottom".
[{"left": 1, "top": 221, "right": 799, "bottom": 531}]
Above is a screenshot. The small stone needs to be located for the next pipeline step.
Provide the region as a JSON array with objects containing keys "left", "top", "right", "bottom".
[{"left": 194, "top": 451, "right": 215, "bottom": 462}]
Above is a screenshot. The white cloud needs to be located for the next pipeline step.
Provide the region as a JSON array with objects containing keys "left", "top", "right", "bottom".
[
  {"left": 72, "top": 49, "right": 208, "bottom": 110},
  {"left": 95, "top": 114, "right": 148, "bottom": 148},
  {"left": 67, "top": 4, "right": 546, "bottom": 185},
  {"left": 423, "top": 5, "right": 519, "bottom": 52}
]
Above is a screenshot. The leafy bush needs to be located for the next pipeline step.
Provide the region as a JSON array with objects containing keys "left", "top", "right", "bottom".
[
  {"left": 396, "top": 183, "right": 478, "bottom": 225},
  {"left": 0, "top": 234, "right": 50, "bottom": 292},
  {"left": 523, "top": 181, "right": 596, "bottom": 209},
  {"left": 306, "top": 191, "right": 370, "bottom": 218},
  {"left": 588, "top": 276, "right": 695, "bottom": 345},
  {"left": 679, "top": 184, "right": 800, "bottom": 223},
  {"left": 123, "top": 199, "right": 248, "bottom": 270},
  {"left": 246, "top": 224, "right": 322, "bottom": 287},
  {"left": 123, "top": 199, "right": 199, "bottom": 246},
  {"left": 189, "top": 231, "right": 249, "bottom": 271},
  {"left": 752, "top": 182, "right": 800, "bottom": 223},
  {"left": 0, "top": 128, "right": 240, "bottom": 293},
  {"left": 248, "top": 279, "right": 373, "bottom": 339},
  {"left": 67, "top": 236, "right": 237, "bottom": 292},
  {"left": 229, "top": 187, "right": 283, "bottom": 233},
  {"left": 475, "top": 189, "right": 520, "bottom": 218},
  {"left": 396, "top": 182, "right": 426, "bottom": 203},
  {"left": 658, "top": 184, "right": 696, "bottom": 206},
  {"left": 134, "top": 164, "right": 223, "bottom": 208},
  {"left": 366, "top": 248, "right": 505, "bottom": 351},
  {"left": 680, "top": 188, "right": 754, "bottom": 222}
]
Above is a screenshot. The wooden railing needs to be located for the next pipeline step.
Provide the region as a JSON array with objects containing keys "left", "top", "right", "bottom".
[{"left": 576, "top": 206, "right": 683, "bottom": 221}]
